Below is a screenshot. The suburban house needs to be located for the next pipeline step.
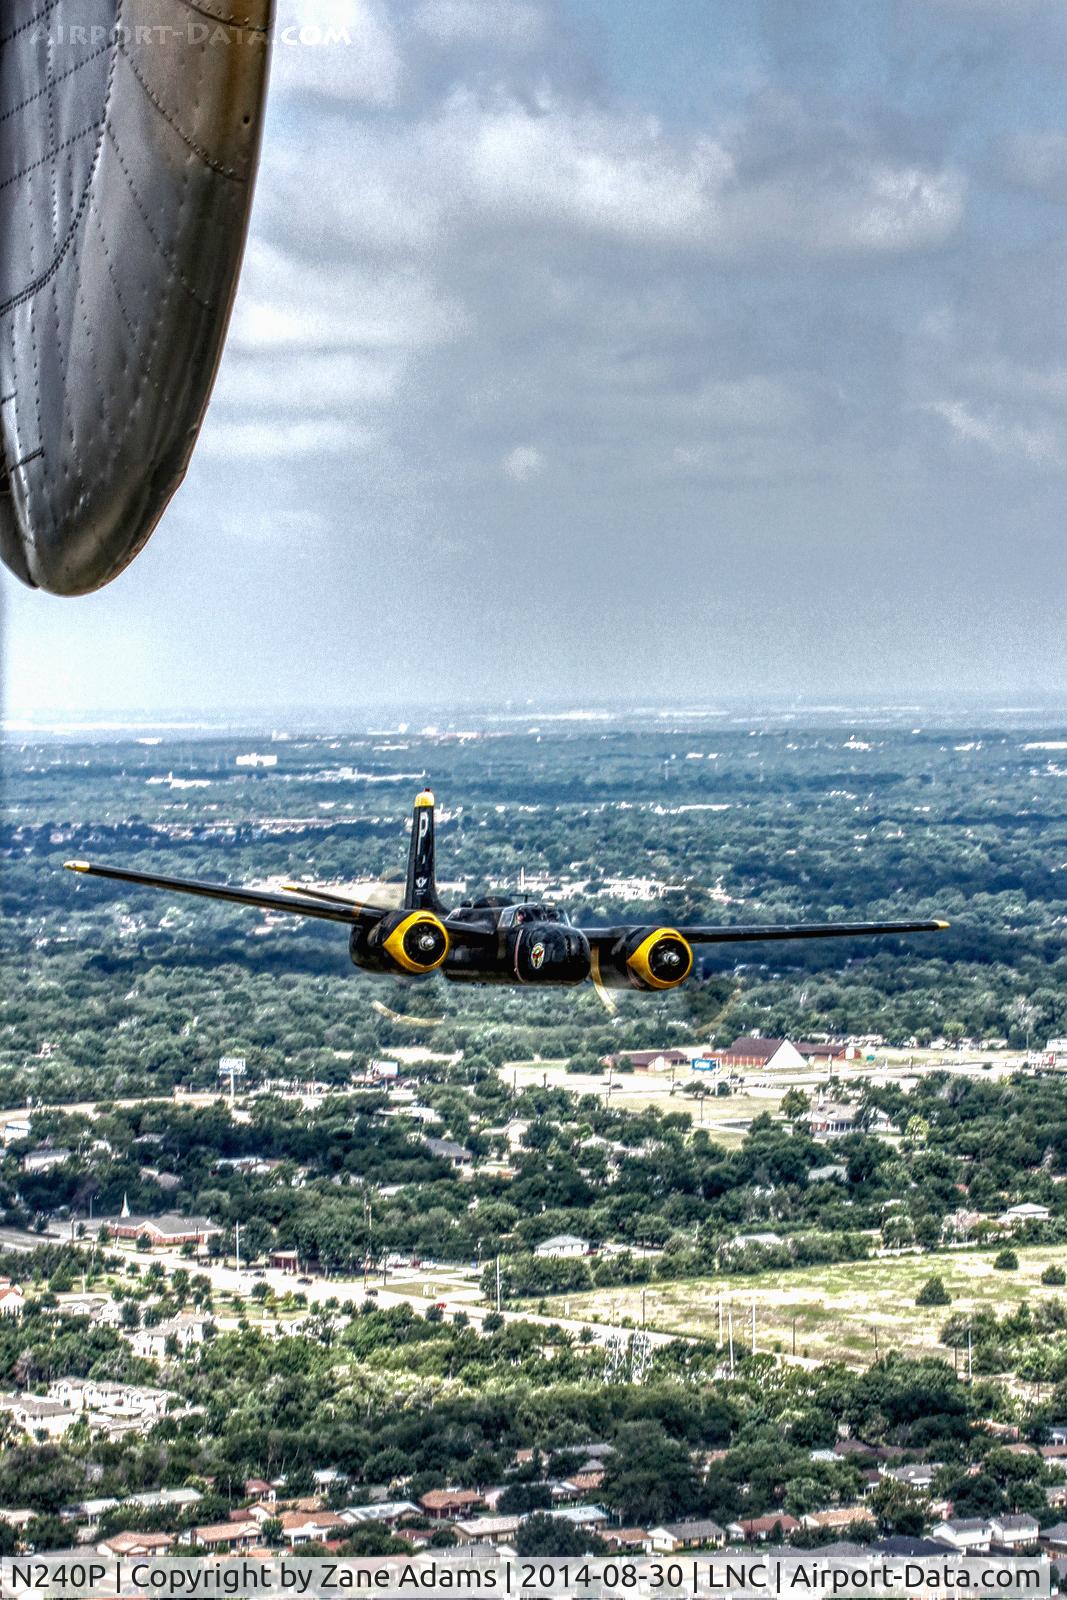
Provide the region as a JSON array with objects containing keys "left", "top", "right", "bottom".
[
  {"left": 0, "top": 1510, "right": 35, "bottom": 1533},
  {"left": 0, "top": 1280, "right": 25, "bottom": 1317},
  {"left": 97, "top": 1532, "right": 175, "bottom": 1558},
  {"left": 278, "top": 1510, "right": 347, "bottom": 1545},
  {"left": 932, "top": 1519, "right": 992, "bottom": 1553},
  {"left": 453, "top": 1516, "right": 521, "bottom": 1545},
  {"left": 130, "top": 1314, "right": 211, "bottom": 1361},
  {"left": 20, "top": 1146, "right": 72, "bottom": 1173},
  {"left": 0, "top": 1394, "right": 77, "bottom": 1439},
  {"left": 48, "top": 1378, "right": 171, "bottom": 1421},
  {"left": 603, "top": 1529, "right": 650, "bottom": 1552},
  {"left": 545, "top": 1505, "right": 608, "bottom": 1530},
  {"left": 989, "top": 1514, "right": 1039, "bottom": 1549},
  {"left": 808, "top": 1102, "right": 859, "bottom": 1138},
  {"left": 418, "top": 1489, "right": 484, "bottom": 1521},
  {"left": 423, "top": 1138, "right": 473, "bottom": 1169},
  {"left": 802, "top": 1507, "right": 876, "bottom": 1532},
  {"left": 999, "top": 1203, "right": 1051, "bottom": 1227},
  {"left": 192, "top": 1521, "right": 260, "bottom": 1553},
  {"left": 534, "top": 1234, "right": 590, "bottom": 1259},
  {"left": 881, "top": 1463, "right": 941, "bottom": 1491},
  {"left": 727, "top": 1514, "right": 801, "bottom": 1542},
  {"left": 341, "top": 1501, "right": 419, "bottom": 1528},
  {"left": 647, "top": 1519, "right": 726, "bottom": 1552}
]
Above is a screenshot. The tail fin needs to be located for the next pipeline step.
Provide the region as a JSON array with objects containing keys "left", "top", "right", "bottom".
[{"left": 406, "top": 790, "right": 445, "bottom": 912}]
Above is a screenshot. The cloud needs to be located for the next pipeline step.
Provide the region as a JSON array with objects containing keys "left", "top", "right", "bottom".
[
  {"left": 502, "top": 445, "right": 545, "bottom": 480},
  {"left": 924, "top": 399, "right": 1064, "bottom": 466},
  {"left": 197, "top": 418, "right": 376, "bottom": 458},
  {"left": 413, "top": 0, "right": 548, "bottom": 49},
  {"left": 23, "top": 0, "right": 1066, "bottom": 717},
  {"left": 999, "top": 130, "right": 1067, "bottom": 202},
  {"left": 226, "top": 242, "right": 465, "bottom": 353},
  {"left": 271, "top": 0, "right": 403, "bottom": 105}
]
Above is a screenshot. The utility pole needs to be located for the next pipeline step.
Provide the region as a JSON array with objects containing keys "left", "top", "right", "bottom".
[
  {"left": 234, "top": 1222, "right": 242, "bottom": 1276},
  {"left": 728, "top": 1308, "right": 735, "bottom": 1376},
  {"left": 641, "top": 1287, "right": 647, "bottom": 1328},
  {"left": 495, "top": 1255, "right": 502, "bottom": 1313},
  {"left": 967, "top": 1323, "right": 973, "bottom": 1381}
]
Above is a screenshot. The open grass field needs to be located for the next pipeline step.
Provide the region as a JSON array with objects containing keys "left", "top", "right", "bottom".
[{"left": 542, "top": 1245, "right": 1067, "bottom": 1367}]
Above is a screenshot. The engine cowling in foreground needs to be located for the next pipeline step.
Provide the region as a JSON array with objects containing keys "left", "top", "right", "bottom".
[
  {"left": 595, "top": 927, "right": 694, "bottom": 990},
  {"left": 351, "top": 911, "right": 450, "bottom": 975}
]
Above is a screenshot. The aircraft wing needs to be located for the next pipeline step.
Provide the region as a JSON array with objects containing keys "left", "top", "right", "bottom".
[
  {"left": 0, "top": 0, "right": 273, "bottom": 594},
  {"left": 64, "top": 861, "right": 385, "bottom": 927},
  {"left": 582, "top": 918, "right": 948, "bottom": 947}
]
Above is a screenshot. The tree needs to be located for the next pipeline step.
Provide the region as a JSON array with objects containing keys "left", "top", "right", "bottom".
[
  {"left": 994, "top": 1250, "right": 1019, "bottom": 1271},
  {"left": 601, "top": 1423, "right": 698, "bottom": 1524},
  {"left": 1042, "top": 1265, "right": 1065, "bottom": 1286},
  {"left": 916, "top": 1276, "right": 951, "bottom": 1307},
  {"left": 515, "top": 1515, "right": 606, "bottom": 1558},
  {"left": 781, "top": 1090, "right": 809, "bottom": 1122},
  {"left": 870, "top": 1479, "right": 928, "bottom": 1537}
]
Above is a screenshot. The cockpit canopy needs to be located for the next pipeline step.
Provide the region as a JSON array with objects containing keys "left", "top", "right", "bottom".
[{"left": 501, "top": 904, "right": 572, "bottom": 927}]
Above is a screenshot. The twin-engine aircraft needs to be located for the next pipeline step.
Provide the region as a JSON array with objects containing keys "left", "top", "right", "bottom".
[{"left": 65, "top": 791, "right": 947, "bottom": 996}]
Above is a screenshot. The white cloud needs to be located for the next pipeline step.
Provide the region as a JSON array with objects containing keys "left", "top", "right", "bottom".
[
  {"left": 197, "top": 417, "right": 375, "bottom": 458},
  {"left": 414, "top": 0, "right": 547, "bottom": 49},
  {"left": 254, "top": 88, "right": 965, "bottom": 263},
  {"left": 924, "top": 400, "right": 1064, "bottom": 466},
  {"left": 213, "top": 351, "right": 404, "bottom": 412},
  {"left": 419, "top": 93, "right": 965, "bottom": 257},
  {"left": 226, "top": 242, "right": 465, "bottom": 353},
  {"left": 502, "top": 445, "right": 545, "bottom": 480},
  {"left": 271, "top": 0, "right": 403, "bottom": 105}
]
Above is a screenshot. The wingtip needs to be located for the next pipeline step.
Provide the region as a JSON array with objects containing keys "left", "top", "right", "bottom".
[
  {"left": 935, "top": 919, "right": 951, "bottom": 929},
  {"left": 64, "top": 860, "right": 91, "bottom": 873}
]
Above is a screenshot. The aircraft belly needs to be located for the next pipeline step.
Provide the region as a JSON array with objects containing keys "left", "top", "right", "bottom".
[{"left": 0, "top": 0, "right": 273, "bottom": 594}]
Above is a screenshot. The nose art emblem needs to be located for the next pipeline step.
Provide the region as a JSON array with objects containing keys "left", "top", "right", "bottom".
[{"left": 530, "top": 941, "right": 546, "bottom": 970}]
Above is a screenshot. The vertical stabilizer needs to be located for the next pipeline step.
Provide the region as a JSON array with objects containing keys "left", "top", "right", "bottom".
[{"left": 406, "top": 790, "right": 444, "bottom": 912}]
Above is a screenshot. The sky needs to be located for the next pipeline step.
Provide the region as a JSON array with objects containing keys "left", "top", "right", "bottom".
[{"left": 4, "top": 0, "right": 1067, "bottom": 715}]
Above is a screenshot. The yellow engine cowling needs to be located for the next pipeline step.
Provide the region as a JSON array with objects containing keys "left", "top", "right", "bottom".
[
  {"left": 355, "top": 910, "right": 450, "bottom": 975},
  {"left": 624, "top": 927, "right": 694, "bottom": 990}
]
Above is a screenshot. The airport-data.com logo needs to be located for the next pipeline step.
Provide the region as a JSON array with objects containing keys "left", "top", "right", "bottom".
[{"left": 30, "top": 21, "right": 354, "bottom": 48}]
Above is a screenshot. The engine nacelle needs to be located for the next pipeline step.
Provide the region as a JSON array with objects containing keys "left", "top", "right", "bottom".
[
  {"left": 596, "top": 926, "right": 694, "bottom": 991},
  {"left": 350, "top": 910, "right": 449, "bottom": 976}
]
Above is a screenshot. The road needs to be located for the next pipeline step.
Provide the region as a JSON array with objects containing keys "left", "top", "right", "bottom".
[{"left": 30, "top": 1225, "right": 678, "bottom": 1352}]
